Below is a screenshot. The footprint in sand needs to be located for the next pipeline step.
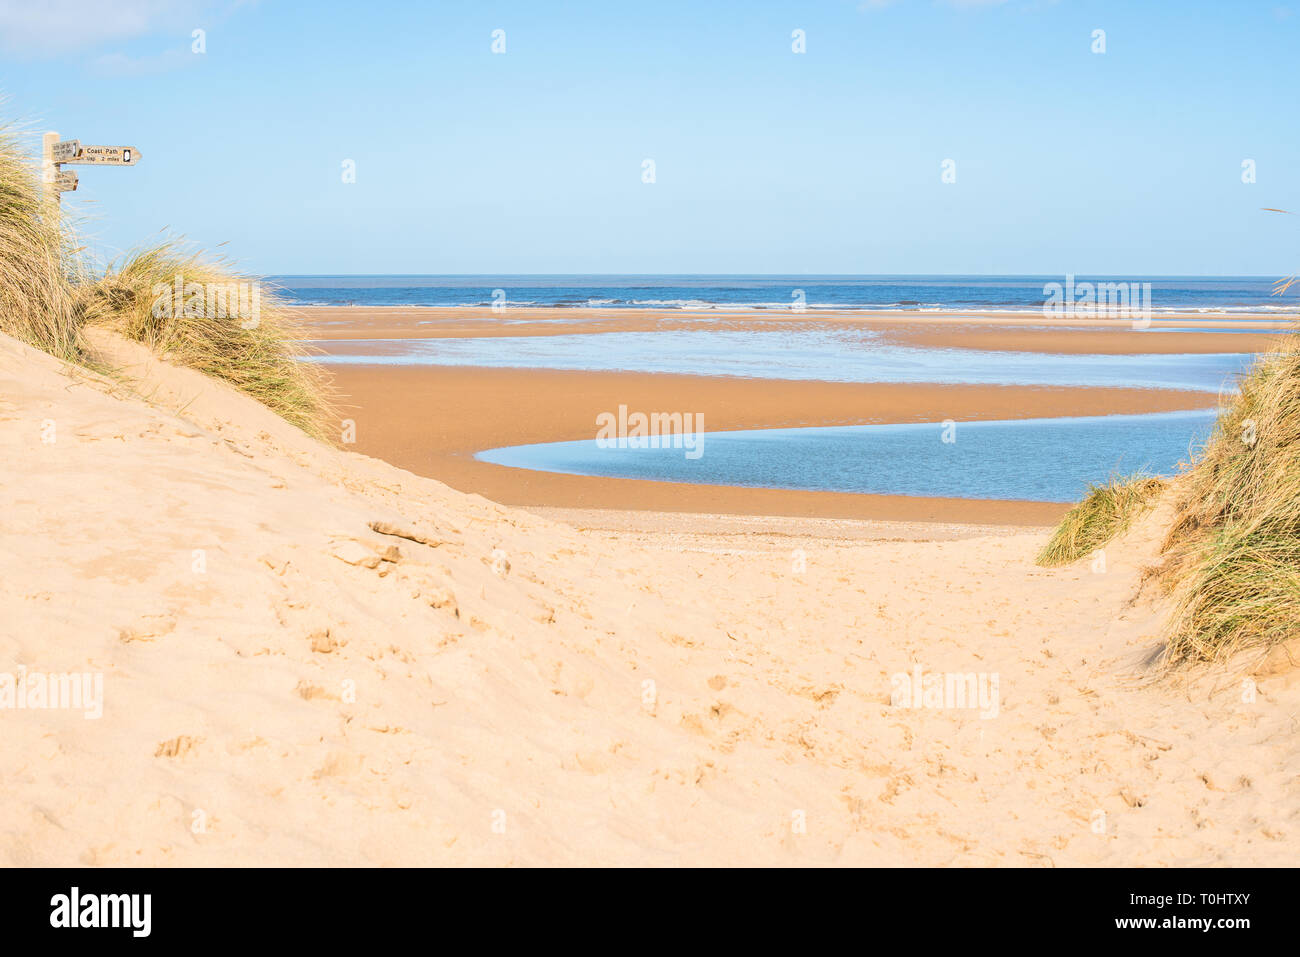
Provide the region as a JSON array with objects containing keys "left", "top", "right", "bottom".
[
  {"left": 295, "top": 680, "right": 340, "bottom": 702},
  {"left": 155, "top": 735, "right": 201, "bottom": 759}
]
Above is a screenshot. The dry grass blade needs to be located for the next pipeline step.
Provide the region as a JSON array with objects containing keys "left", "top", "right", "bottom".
[
  {"left": 1159, "top": 332, "right": 1300, "bottom": 665},
  {"left": 78, "top": 239, "right": 336, "bottom": 438},
  {"left": 1036, "top": 475, "right": 1167, "bottom": 567},
  {"left": 0, "top": 121, "right": 81, "bottom": 359}
]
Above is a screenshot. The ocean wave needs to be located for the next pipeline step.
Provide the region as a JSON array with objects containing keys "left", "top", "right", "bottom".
[{"left": 276, "top": 294, "right": 1298, "bottom": 316}]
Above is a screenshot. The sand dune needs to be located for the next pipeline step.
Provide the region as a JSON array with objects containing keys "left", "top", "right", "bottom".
[{"left": 1, "top": 330, "right": 1295, "bottom": 866}]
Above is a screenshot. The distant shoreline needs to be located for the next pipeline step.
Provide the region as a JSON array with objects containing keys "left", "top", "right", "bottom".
[
  {"left": 297, "top": 304, "right": 1290, "bottom": 353},
  {"left": 264, "top": 275, "right": 1299, "bottom": 317}
]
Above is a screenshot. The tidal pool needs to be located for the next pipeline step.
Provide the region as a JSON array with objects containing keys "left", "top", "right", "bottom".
[{"left": 476, "top": 409, "right": 1218, "bottom": 502}]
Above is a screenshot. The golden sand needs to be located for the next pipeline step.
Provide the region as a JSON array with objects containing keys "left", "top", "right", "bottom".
[{"left": 4, "top": 328, "right": 1295, "bottom": 865}]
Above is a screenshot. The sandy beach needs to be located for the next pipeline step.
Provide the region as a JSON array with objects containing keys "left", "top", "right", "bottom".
[
  {"left": 324, "top": 364, "right": 1214, "bottom": 523},
  {"left": 306, "top": 306, "right": 1275, "bottom": 523},
  {"left": 4, "top": 327, "right": 1295, "bottom": 866}
]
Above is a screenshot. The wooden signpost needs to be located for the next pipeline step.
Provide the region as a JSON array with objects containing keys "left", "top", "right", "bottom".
[{"left": 42, "top": 131, "right": 141, "bottom": 207}]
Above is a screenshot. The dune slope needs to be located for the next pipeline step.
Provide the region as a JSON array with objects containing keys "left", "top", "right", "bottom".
[{"left": 0, "top": 331, "right": 1295, "bottom": 866}]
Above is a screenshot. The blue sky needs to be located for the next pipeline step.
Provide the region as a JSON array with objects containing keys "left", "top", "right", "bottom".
[{"left": 1, "top": 0, "right": 1296, "bottom": 275}]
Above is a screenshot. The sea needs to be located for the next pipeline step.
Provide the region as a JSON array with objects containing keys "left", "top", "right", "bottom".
[{"left": 270, "top": 274, "right": 1294, "bottom": 315}]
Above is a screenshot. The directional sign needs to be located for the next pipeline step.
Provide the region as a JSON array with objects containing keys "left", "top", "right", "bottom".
[
  {"left": 60, "top": 144, "right": 141, "bottom": 166},
  {"left": 41, "top": 132, "right": 141, "bottom": 207},
  {"left": 51, "top": 139, "right": 80, "bottom": 162}
]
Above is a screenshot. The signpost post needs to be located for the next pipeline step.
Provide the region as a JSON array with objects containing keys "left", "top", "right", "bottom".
[
  {"left": 41, "top": 131, "right": 141, "bottom": 209},
  {"left": 40, "top": 133, "right": 57, "bottom": 215}
]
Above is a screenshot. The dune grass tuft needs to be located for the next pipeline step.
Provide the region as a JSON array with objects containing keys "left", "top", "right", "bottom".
[
  {"left": 1036, "top": 475, "right": 1167, "bottom": 567},
  {"left": 0, "top": 122, "right": 82, "bottom": 360},
  {"left": 78, "top": 240, "right": 335, "bottom": 437},
  {"left": 1159, "top": 334, "right": 1300, "bottom": 665},
  {"left": 0, "top": 113, "right": 332, "bottom": 438}
]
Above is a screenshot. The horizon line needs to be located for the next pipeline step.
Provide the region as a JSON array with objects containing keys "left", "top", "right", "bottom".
[{"left": 259, "top": 272, "right": 1292, "bottom": 280}]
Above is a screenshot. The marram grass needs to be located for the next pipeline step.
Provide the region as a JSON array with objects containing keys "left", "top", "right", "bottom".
[
  {"left": 78, "top": 241, "right": 335, "bottom": 438},
  {"left": 1038, "top": 329, "right": 1300, "bottom": 667},
  {"left": 1035, "top": 475, "right": 1167, "bottom": 568},
  {"left": 1158, "top": 334, "right": 1300, "bottom": 665},
  {"left": 0, "top": 121, "right": 82, "bottom": 360}
]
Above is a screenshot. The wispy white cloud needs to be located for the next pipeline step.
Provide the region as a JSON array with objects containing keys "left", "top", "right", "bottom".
[{"left": 0, "top": 0, "right": 201, "bottom": 58}]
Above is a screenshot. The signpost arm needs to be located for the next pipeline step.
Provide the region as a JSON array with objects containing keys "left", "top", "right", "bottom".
[{"left": 41, "top": 134, "right": 138, "bottom": 202}]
